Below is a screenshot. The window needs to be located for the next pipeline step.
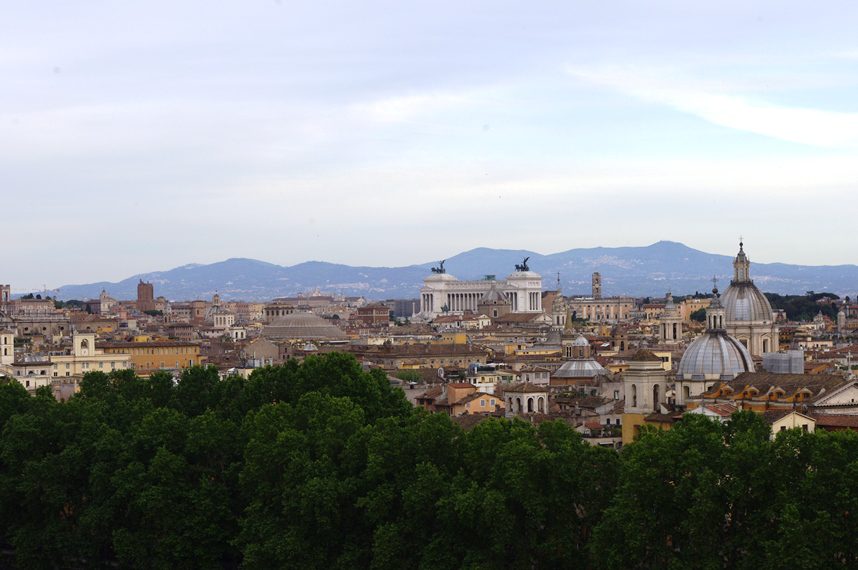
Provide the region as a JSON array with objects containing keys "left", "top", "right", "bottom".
[{"left": 480, "top": 399, "right": 485, "bottom": 407}]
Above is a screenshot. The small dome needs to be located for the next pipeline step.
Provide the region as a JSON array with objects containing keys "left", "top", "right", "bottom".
[
  {"left": 722, "top": 282, "right": 773, "bottom": 323},
  {"left": 553, "top": 358, "right": 608, "bottom": 378},
  {"left": 677, "top": 332, "right": 754, "bottom": 381},
  {"left": 262, "top": 312, "right": 348, "bottom": 340},
  {"left": 571, "top": 335, "right": 590, "bottom": 347}
]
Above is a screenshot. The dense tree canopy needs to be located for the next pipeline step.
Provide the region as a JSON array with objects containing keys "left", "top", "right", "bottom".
[
  {"left": 1, "top": 354, "right": 858, "bottom": 568},
  {"left": 765, "top": 292, "right": 840, "bottom": 322}
]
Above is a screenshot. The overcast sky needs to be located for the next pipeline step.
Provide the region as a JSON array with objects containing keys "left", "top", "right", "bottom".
[{"left": 4, "top": 1, "right": 858, "bottom": 291}]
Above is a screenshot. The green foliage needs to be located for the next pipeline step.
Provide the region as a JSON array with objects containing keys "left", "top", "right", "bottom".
[
  {"left": 4, "top": 356, "right": 858, "bottom": 568},
  {"left": 394, "top": 369, "right": 421, "bottom": 383},
  {"left": 690, "top": 307, "right": 707, "bottom": 322},
  {"left": 591, "top": 412, "right": 858, "bottom": 569},
  {"left": 54, "top": 299, "right": 87, "bottom": 310},
  {"left": 766, "top": 292, "right": 839, "bottom": 321}
]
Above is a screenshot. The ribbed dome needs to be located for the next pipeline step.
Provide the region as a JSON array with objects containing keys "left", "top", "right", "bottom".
[
  {"left": 722, "top": 282, "right": 773, "bottom": 323},
  {"left": 571, "top": 335, "right": 590, "bottom": 347},
  {"left": 262, "top": 312, "right": 348, "bottom": 340},
  {"left": 677, "top": 332, "right": 754, "bottom": 381},
  {"left": 553, "top": 358, "right": 608, "bottom": 378}
]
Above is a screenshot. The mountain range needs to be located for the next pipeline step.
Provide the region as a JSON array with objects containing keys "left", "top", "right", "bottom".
[{"left": 50, "top": 241, "right": 858, "bottom": 302}]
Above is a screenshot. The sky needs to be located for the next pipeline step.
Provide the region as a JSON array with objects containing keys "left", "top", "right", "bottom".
[{"left": 3, "top": 1, "right": 858, "bottom": 291}]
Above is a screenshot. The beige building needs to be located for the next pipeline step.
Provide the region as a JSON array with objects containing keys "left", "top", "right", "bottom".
[
  {"left": 557, "top": 273, "right": 635, "bottom": 325},
  {"left": 680, "top": 298, "right": 711, "bottom": 321},
  {"left": 50, "top": 333, "right": 131, "bottom": 377},
  {"left": 8, "top": 359, "right": 53, "bottom": 393},
  {"left": 622, "top": 350, "right": 670, "bottom": 445},
  {"left": 416, "top": 382, "right": 504, "bottom": 416},
  {"left": 99, "top": 340, "right": 203, "bottom": 375},
  {"left": 767, "top": 410, "right": 816, "bottom": 439}
]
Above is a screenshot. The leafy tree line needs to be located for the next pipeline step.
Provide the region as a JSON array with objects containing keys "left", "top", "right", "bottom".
[
  {"left": 766, "top": 292, "right": 840, "bottom": 322},
  {"left": 1, "top": 354, "right": 857, "bottom": 568}
]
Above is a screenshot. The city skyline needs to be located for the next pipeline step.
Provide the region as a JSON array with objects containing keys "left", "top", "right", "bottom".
[
  {"left": 12, "top": 240, "right": 858, "bottom": 301},
  {"left": 4, "top": 1, "right": 858, "bottom": 287}
]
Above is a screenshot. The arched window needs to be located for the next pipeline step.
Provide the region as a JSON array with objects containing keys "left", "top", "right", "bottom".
[
  {"left": 673, "top": 323, "right": 678, "bottom": 339},
  {"left": 537, "top": 397, "right": 545, "bottom": 413},
  {"left": 516, "top": 397, "right": 522, "bottom": 413},
  {"left": 683, "top": 385, "right": 690, "bottom": 402},
  {"left": 527, "top": 398, "right": 534, "bottom": 413},
  {"left": 653, "top": 384, "right": 660, "bottom": 410},
  {"left": 631, "top": 384, "right": 637, "bottom": 408}
]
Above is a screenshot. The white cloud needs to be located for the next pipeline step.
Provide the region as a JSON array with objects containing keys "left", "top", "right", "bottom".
[
  {"left": 567, "top": 65, "right": 858, "bottom": 147},
  {"left": 352, "top": 92, "right": 472, "bottom": 123}
]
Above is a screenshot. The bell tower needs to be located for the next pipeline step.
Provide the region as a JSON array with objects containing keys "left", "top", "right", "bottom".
[
  {"left": 0, "top": 329, "right": 14, "bottom": 365},
  {"left": 592, "top": 272, "right": 602, "bottom": 300},
  {"left": 659, "top": 292, "right": 683, "bottom": 343}
]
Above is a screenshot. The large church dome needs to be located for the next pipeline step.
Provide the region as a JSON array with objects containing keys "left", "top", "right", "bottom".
[
  {"left": 722, "top": 241, "right": 774, "bottom": 324},
  {"left": 722, "top": 283, "right": 774, "bottom": 323},
  {"left": 262, "top": 312, "right": 348, "bottom": 341},
  {"left": 677, "top": 332, "right": 754, "bottom": 381}
]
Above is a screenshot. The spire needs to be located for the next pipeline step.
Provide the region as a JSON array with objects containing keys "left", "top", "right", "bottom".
[{"left": 733, "top": 238, "right": 751, "bottom": 284}]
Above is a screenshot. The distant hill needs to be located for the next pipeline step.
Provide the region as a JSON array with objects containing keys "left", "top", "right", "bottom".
[{"left": 52, "top": 241, "right": 858, "bottom": 302}]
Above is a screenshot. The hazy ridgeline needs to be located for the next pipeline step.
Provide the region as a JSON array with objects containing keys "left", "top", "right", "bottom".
[{"left": 1, "top": 355, "right": 856, "bottom": 569}]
